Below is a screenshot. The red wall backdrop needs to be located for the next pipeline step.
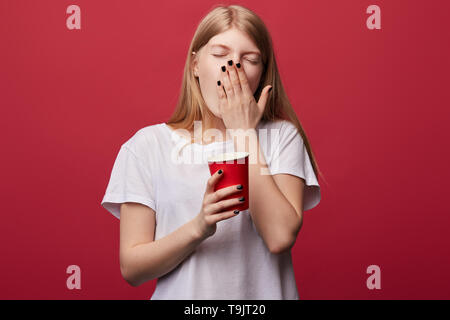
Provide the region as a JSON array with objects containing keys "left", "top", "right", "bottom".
[{"left": 1, "top": 0, "right": 449, "bottom": 299}]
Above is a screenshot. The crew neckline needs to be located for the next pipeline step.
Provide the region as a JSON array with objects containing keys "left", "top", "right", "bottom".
[{"left": 161, "top": 123, "right": 234, "bottom": 149}]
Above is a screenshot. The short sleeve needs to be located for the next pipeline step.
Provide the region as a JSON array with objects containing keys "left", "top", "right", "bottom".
[
  {"left": 268, "top": 121, "right": 321, "bottom": 212},
  {"left": 101, "top": 145, "right": 156, "bottom": 219}
]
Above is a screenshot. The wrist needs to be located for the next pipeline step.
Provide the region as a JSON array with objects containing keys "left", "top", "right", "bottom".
[{"left": 189, "top": 217, "right": 208, "bottom": 242}]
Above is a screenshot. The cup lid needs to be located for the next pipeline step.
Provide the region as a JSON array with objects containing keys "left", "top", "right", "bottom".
[{"left": 207, "top": 152, "right": 249, "bottom": 162}]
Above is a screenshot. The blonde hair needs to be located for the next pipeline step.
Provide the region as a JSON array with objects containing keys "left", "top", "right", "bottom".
[{"left": 167, "top": 4, "right": 326, "bottom": 184}]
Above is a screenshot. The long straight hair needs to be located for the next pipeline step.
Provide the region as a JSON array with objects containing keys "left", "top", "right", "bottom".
[{"left": 167, "top": 4, "right": 326, "bottom": 184}]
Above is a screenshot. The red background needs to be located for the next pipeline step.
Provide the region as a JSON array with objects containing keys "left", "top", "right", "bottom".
[{"left": 1, "top": 0, "right": 449, "bottom": 299}]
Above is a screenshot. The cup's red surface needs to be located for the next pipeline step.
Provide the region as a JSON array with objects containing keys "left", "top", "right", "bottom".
[{"left": 207, "top": 152, "right": 249, "bottom": 211}]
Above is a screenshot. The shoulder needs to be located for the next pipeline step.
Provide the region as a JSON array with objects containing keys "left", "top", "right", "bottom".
[
  {"left": 122, "top": 123, "right": 164, "bottom": 155},
  {"left": 259, "top": 119, "right": 294, "bottom": 129},
  {"left": 259, "top": 119, "right": 301, "bottom": 139}
]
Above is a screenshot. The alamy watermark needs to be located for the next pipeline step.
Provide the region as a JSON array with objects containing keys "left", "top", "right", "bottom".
[
  {"left": 66, "top": 265, "right": 81, "bottom": 290},
  {"left": 366, "top": 265, "right": 381, "bottom": 290},
  {"left": 168, "top": 120, "right": 281, "bottom": 175}
]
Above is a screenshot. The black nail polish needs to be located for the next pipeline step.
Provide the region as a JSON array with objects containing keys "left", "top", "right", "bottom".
[
  {"left": 234, "top": 210, "right": 240, "bottom": 215},
  {"left": 227, "top": 60, "right": 233, "bottom": 66},
  {"left": 236, "top": 62, "right": 241, "bottom": 68},
  {"left": 268, "top": 87, "right": 273, "bottom": 93},
  {"left": 217, "top": 80, "right": 221, "bottom": 86},
  {"left": 221, "top": 66, "right": 226, "bottom": 72},
  {"left": 239, "top": 197, "right": 245, "bottom": 202},
  {"left": 218, "top": 169, "right": 223, "bottom": 174},
  {"left": 236, "top": 184, "right": 243, "bottom": 190}
]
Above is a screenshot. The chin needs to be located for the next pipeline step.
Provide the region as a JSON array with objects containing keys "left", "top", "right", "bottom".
[
  {"left": 204, "top": 101, "right": 222, "bottom": 118},
  {"left": 209, "top": 109, "right": 222, "bottom": 119}
]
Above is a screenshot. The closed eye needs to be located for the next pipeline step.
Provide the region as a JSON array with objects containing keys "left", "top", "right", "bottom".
[{"left": 212, "top": 54, "right": 259, "bottom": 65}]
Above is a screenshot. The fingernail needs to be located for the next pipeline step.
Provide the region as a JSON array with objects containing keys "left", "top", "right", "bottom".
[
  {"left": 227, "top": 60, "right": 233, "bottom": 66},
  {"left": 234, "top": 210, "right": 240, "bottom": 215},
  {"left": 236, "top": 184, "right": 243, "bottom": 190},
  {"left": 236, "top": 62, "right": 241, "bottom": 68},
  {"left": 268, "top": 87, "right": 273, "bottom": 93},
  {"left": 218, "top": 169, "right": 223, "bottom": 174},
  {"left": 221, "top": 66, "right": 226, "bottom": 72},
  {"left": 217, "top": 80, "right": 221, "bottom": 86},
  {"left": 239, "top": 197, "right": 245, "bottom": 202}
]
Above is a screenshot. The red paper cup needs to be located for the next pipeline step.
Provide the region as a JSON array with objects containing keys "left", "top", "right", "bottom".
[{"left": 207, "top": 152, "right": 249, "bottom": 212}]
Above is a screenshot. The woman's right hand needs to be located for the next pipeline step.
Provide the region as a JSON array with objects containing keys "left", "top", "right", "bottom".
[{"left": 192, "top": 169, "right": 245, "bottom": 239}]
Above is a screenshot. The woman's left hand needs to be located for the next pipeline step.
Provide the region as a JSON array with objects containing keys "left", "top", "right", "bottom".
[{"left": 216, "top": 60, "right": 272, "bottom": 131}]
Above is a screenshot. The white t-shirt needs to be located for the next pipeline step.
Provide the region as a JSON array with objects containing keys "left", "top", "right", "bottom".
[{"left": 101, "top": 119, "right": 321, "bottom": 300}]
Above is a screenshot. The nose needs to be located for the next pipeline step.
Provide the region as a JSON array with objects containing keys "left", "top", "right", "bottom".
[{"left": 230, "top": 54, "right": 240, "bottom": 64}]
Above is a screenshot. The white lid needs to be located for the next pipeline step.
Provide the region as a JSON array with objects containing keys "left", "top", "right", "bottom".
[{"left": 207, "top": 152, "right": 249, "bottom": 162}]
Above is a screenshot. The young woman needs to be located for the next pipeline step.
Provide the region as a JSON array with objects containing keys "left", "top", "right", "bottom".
[{"left": 101, "top": 4, "right": 323, "bottom": 300}]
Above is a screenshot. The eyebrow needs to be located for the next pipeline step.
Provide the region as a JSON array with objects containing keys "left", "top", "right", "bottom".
[{"left": 210, "top": 44, "right": 261, "bottom": 55}]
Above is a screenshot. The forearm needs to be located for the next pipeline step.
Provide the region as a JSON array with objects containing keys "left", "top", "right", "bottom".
[
  {"left": 122, "top": 219, "right": 205, "bottom": 286},
  {"left": 249, "top": 160, "right": 301, "bottom": 252},
  {"left": 234, "top": 130, "right": 301, "bottom": 253}
]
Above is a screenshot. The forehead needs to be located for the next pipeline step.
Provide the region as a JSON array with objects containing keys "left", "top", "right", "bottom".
[{"left": 207, "top": 29, "right": 260, "bottom": 52}]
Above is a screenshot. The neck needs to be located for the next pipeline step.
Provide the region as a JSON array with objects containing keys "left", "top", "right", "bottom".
[{"left": 194, "top": 116, "right": 230, "bottom": 144}]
